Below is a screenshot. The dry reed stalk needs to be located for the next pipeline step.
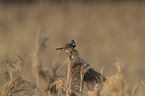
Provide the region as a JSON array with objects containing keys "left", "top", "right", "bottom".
[
  {"left": 66, "top": 53, "right": 72, "bottom": 96},
  {"left": 141, "top": 80, "right": 145, "bottom": 86},
  {"left": 113, "top": 58, "right": 124, "bottom": 96},
  {"left": 100, "top": 67, "right": 104, "bottom": 83},
  {"left": 79, "top": 66, "right": 84, "bottom": 96},
  {"left": 80, "top": 65, "right": 91, "bottom": 96},
  {"left": 56, "top": 60, "right": 67, "bottom": 73},
  {"left": 32, "top": 30, "right": 41, "bottom": 88},
  {"left": 32, "top": 30, "right": 47, "bottom": 96},
  {"left": 131, "top": 81, "right": 138, "bottom": 96},
  {"left": 32, "top": 30, "right": 59, "bottom": 95}
]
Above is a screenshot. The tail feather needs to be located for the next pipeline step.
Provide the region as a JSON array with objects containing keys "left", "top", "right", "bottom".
[{"left": 56, "top": 47, "right": 63, "bottom": 50}]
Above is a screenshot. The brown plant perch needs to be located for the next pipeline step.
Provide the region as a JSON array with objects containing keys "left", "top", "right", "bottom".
[{"left": 56, "top": 40, "right": 106, "bottom": 95}]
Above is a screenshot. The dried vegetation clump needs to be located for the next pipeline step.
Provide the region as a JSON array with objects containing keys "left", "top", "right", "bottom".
[
  {"left": 0, "top": 55, "right": 36, "bottom": 96},
  {"left": 0, "top": 32, "right": 140, "bottom": 96},
  {"left": 88, "top": 62, "right": 127, "bottom": 96}
]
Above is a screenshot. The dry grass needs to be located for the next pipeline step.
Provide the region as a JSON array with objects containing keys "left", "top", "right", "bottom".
[
  {"left": 0, "top": 1, "right": 145, "bottom": 96},
  {"left": 0, "top": 32, "right": 142, "bottom": 96},
  {"left": 0, "top": 55, "right": 36, "bottom": 96},
  {"left": 88, "top": 62, "right": 126, "bottom": 96},
  {"left": 66, "top": 53, "right": 72, "bottom": 96}
]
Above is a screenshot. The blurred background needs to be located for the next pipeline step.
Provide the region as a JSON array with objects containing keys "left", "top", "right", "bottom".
[{"left": 0, "top": 0, "right": 145, "bottom": 95}]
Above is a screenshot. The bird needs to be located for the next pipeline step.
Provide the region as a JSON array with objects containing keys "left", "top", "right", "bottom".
[
  {"left": 56, "top": 40, "right": 76, "bottom": 53},
  {"left": 56, "top": 40, "right": 106, "bottom": 94}
]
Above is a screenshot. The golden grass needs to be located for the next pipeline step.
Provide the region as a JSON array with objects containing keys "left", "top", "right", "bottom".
[
  {"left": 0, "top": 1, "right": 145, "bottom": 96},
  {"left": 0, "top": 33, "right": 142, "bottom": 96},
  {"left": 0, "top": 55, "right": 36, "bottom": 96}
]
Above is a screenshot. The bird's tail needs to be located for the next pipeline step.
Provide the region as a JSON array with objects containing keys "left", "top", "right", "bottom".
[{"left": 56, "top": 47, "right": 63, "bottom": 50}]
